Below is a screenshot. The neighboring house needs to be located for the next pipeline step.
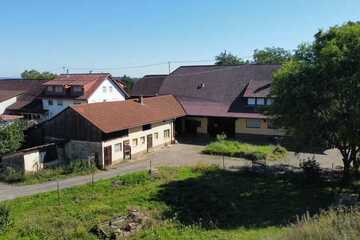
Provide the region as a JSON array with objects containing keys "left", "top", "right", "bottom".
[
  {"left": 41, "top": 73, "right": 128, "bottom": 119},
  {"left": 0, "top": 79, "right": 48, "bottom": 122},
  {"left": 28, "top": 95, "right": 185, "bottom": 168},
  {"left": 135, "top": 64, "right": 285, "bottom": 138},
  {"left": 131, "top": 74, "right": 167, "bottom": 97}
]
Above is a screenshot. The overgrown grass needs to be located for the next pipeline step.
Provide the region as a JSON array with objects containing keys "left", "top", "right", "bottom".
[
  {"left": 203, "top": 140, "right": 287, "bottom": 161},
  {"left": 270, "top": 208, "right": 360, "bottom": 240},
  {"left": 0, "top": 165, "right": 348, "bottom": 240},
  {"left": 0, "top": 159, "right": 97, "bottom": 185}
]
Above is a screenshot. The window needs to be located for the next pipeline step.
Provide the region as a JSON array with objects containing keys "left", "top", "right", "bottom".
[
  {"left": 57, "top": 100, "right": 63, "bottom": 106},
  {"left": 48, "top": 99, "right": 53, "bottom": 105},
  {"left": 114, "top": 143, "right": 122, "bottom": 152},
  {"left": 164, "top": 129, "right": 170, "bottom": 138},
  {"left": 47, "top": 86, "right": 54, "bottom": 92},
  {"left": 102, "top": 86, "right": 107, "bottom": 93},
  {"left": 140, "top": 136, "right": 145, "bottom": 144},
  {"left": 246, "top": 119, "right": 261, "bottom": 128},
  {"left": 73, "top": 86, "right": 82, "bottom": 92},
  {"left": 132, "top": 138, "right": 138, "bottom": 147},
  {"left": 55, "top": 86, "right": 63, "bottom": 93},
  {"left": 247, "top": 98, "right": 256, "bottom": 105},
  {"left": 257, "top": 98, "right": 265, "bottom": 105},
  {"left": 154, "top": 132, "right": 159, "bottom": 139},
  {"left": 109, "top": 86, "right": 113, "bottom": 92},
  {"left": 73, "top": 100, "right": 82, "bottom": 105},
  {"left": 142, "top": 124, "right": 151, "bottom": 131},
  {"left": 266, "top": 98, "right": 272, "bottom": 105},
  {"left": 267, "top": 120, "right": 276, "bottom": 129}
]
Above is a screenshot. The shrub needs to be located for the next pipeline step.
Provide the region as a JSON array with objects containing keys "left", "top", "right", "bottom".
[
  {"left": 0, "top": 166, "right": 24, "bottom": 183},
  {"left": 66, "top": 159, "right": 96, "bottom": 174},
  {"left": 0, "top": 205, "right": 11, "bottom": 234},
  {"left": 272, "top": 208, "right": 360, "bottom": 240},
  {"left": 300, "top": 158, "right": 321, "bottom": 181}
]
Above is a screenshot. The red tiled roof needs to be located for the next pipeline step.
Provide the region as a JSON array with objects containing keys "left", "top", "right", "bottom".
[
  {"left": 71, "top": 95, "right": 186, "bottom": 133},
  {"left": 42, "top": 73, "right": 128, "bottom": 99},
  {"left": 131, "top": 75, "right": 167, "bottom": 97},
  {"left": 0, "top": 90, "right": 24, "bottom": 102},
  {"left": 243, "top": 79, "right": 271, "bottom": 98}
]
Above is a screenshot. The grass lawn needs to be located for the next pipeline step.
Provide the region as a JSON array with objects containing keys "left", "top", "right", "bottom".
[
  {"left": 203, "top": 140, "right": 288, "bottom": 161},
  {"left": 0, "top": 165, "right": 343, "bottom": 240}
]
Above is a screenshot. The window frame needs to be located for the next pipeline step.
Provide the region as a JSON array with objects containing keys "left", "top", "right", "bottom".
[
  {"left": 247, "top": 98, "right": 256, "bottom": 105},
  {"left": 48, "top": 99, "right": 53, "bottom": 106},
  {"left": 114, "top": 143, "right": 122, "bottom": 152},
  {"left": 132, "top": 138, "right": 138, "bottom": 147},
  {"left": 140, "top": 136, "right": 145, "bottom": 144},
  {"left": 246, "top": 119, "right": 261, "bottom": 129},
  {"left": 57, "top": 99, "right": 63, "bottom": 106},
  {"left": 256, "top": 98, "right": 265, "bottom": 105},
  {"left": 55, "top": 86, "right": 63, "bottom": 93},
  {"left": 102, "top": 86, "right": 107, "bottom": 93},
  {"left": 266, "top": 98, "right": 272, "bottom": 105},
  {"left": 164, "top": 129, "right": 170, "bottom": 138}
]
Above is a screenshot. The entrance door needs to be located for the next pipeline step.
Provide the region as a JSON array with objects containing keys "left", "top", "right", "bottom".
[
  {"left": 104, "top": 146, "right": 112, "bottom": 167},
  {"left": 147, "top": 134, "right": 153, "bottom": 152}
]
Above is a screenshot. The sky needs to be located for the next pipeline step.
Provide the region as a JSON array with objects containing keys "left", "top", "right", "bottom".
[{"left": 1, "top": 0, "right": 360, "bottom": 78}]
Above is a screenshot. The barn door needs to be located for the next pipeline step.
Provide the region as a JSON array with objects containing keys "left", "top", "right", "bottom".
[
  {"left": 104, "top": 146, "right": 112, "bottom": 167},
  {"left": 147, "top": 134, "right": 153, "bottom": 152}
]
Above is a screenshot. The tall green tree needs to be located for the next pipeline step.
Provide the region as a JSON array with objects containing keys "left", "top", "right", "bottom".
[
  {"left": 21, "top": 69, "right": 57, "bottom": 80},
  {"left": 0, "top": 121, "right": 26, "bottom": 156},
  {"left": 269, "top": 22, "right": 360, "bottom": 179},
  {"left": 253, "top": 47, "right": 292, "bottom": 64},
  {"left": 215, "top": 51, "right": 246, "bottom": 65}
]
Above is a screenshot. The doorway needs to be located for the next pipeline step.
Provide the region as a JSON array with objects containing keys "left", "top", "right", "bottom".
[
  {"left": 147, "top": 134, "right": 153, "bottom": 152},
  {"left": 104, "top": 146, "right": 112, "bottom": 167},
  {"left": 207, "top": 117, "right": 235, "bottom": 138}
]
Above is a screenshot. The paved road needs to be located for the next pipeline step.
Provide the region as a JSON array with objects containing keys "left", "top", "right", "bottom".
[{"left": 0, "top": 142, "right": 342, "bottom": 201}]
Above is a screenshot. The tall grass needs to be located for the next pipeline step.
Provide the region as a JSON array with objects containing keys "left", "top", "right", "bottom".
[
  {"left": 271, "top": 208, "right": 360, "bottom": 240},
  {"left": 203, "top": 140, "right": 287, "bottom": 161}
]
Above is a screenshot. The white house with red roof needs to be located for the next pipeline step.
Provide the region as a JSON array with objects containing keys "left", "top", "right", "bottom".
[{"left": 41, "top": 73, "right": 128, "bottom": 119}]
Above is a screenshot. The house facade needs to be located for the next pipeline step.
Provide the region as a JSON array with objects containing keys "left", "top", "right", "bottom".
[
  {"left": 134, "top": 64, "right": 285, "bottom": 139},
  {"left": 28, "top": 95, "right": 185, "bottom": 168},
  {"left": 0, "top": 79, "right": 48, "bottom": 122},
  {"left": 41, "top": 73, "right": 128, "bottom": 119}
]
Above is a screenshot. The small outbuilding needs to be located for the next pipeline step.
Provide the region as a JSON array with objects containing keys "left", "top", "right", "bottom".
[{"left": 28, "top": 95, "right": 186, "bottom": 168}]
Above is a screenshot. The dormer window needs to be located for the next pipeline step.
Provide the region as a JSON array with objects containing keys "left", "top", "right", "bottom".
[
  {"left": 73, "top": 86, "right": 82, "bottom": 92},
  {"left": 247, "top": 98, "right": 256, "bottom": 105},
  {"left": 257, "top": 98, "right": 265, "bottom": 105},
  {"left": 55, "top": 86, "right": 63, "bottom": 93}
]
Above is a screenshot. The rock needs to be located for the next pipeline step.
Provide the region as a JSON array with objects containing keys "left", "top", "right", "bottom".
[{"left": 91, "top": 209, "right": 150, "bottom": 239}]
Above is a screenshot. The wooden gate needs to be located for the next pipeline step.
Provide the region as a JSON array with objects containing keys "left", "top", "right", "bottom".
[
  {"left": 147, "top": 134, "right": 153, "bottom": 152},
  {"left": 104, "top": 146, "right": 112, "bottom": 167}
]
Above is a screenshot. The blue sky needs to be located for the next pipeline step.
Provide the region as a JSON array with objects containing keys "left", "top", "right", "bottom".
[{"left": 1, "top": 0, "right": 359, "bottom": 78}]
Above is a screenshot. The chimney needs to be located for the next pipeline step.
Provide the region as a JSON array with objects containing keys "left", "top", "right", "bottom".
[{"left": 139, "top": 95, "right": 144, "bottom": 105}]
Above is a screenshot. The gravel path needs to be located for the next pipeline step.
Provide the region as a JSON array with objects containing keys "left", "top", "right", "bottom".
[{"left": 0, "top": 142, "right": 343, "bottom": 201}]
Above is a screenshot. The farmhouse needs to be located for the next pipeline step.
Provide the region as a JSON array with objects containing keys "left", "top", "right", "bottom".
[
  {"left": 134, "top": 64, "right": 285, "bottom": 139},
  {"left": 29, "top": 95, "right": 185, "bottom": 168},
  {"left": 0, "top": 79, "right": 47, "bottom": 122},
  {"left": 131, "top": 74, "right": 167, "bottom": 97},
  {"left": 41, "top": 73, "right": 128, "bottom": 119}
]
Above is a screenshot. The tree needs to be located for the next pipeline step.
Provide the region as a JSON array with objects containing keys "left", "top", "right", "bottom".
[
  {"left": 0, "top": 121, "right": 26, "bottom": 156},
  {"left": 253, "top": 47, "right": 292, "bottom": 64},
  {"left": 21, "top": 69, "right": 57, "bottom": 80},
  {"left": 269, "top": 22, "right": 360, "bottom": 179},
  {"left": 120, "top": 75, "right": 136, "bottom": 91},
  {"left": 215, "top": 51, "right": 246, "bottom": 65}
]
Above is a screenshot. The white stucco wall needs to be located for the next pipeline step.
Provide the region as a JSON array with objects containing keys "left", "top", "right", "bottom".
[
  {"left": 102, "top": 120, "right": 173, "bottom": 165},
  {"left": 0, "top": 96, "right": 17, "bottom": 114},
  {"left": 23, "top": 151, "right": 44, "bottom": 172},
  {"left": 88, "top": 78, "right": 126, "bottom": 103},
  {"left": 42, "top": 99, "right": 79, "bottom": 119}
]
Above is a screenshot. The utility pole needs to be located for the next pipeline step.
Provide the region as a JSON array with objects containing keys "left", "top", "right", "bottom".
[{"left": 168, "top": 61, "right": 171, "bottom": 74}]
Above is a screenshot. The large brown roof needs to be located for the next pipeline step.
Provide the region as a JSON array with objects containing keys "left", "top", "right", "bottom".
[
  {"left": 71, "top": 95, "right": 185, "bottom": 133},
  {"left": 158, "top": 64, "right": 280, "bottom": 118},
  {"left": 131, "top": 75, "right": 167, "bottom": 97}
]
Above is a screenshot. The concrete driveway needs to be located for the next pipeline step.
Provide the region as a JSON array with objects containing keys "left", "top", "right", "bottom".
[{"left": 0, "top": 142, "right": 343, "bottom": 201}]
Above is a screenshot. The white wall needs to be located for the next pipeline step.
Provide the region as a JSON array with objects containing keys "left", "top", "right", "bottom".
[
  {"left": 88, "top": 78, "right": 126, "bottom": 103},
  {"left": 0, "top": 96, "right": 17, "bottom": 114},
  {"left": 42, "top": 99, "right": 79, "bottom": 119},
  {"left": 102, "top": 120, "right": 173, "bottom": 165}
]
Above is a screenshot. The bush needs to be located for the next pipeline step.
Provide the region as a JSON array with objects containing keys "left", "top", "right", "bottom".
[
  {"left": 0, "top": 205, "right": 11, "bottom": 234},
  {"left": 300, "top": 158, "right": 321, "bottom": 181},
  {"left": 65, "top": 159, "right": 96, "bottom": 174},
  {"left": 0, "top": 166, "right": 24, "bottom": 183},
  {"left": 272, "top": 208, "right": 360, "bottom": 240}
]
